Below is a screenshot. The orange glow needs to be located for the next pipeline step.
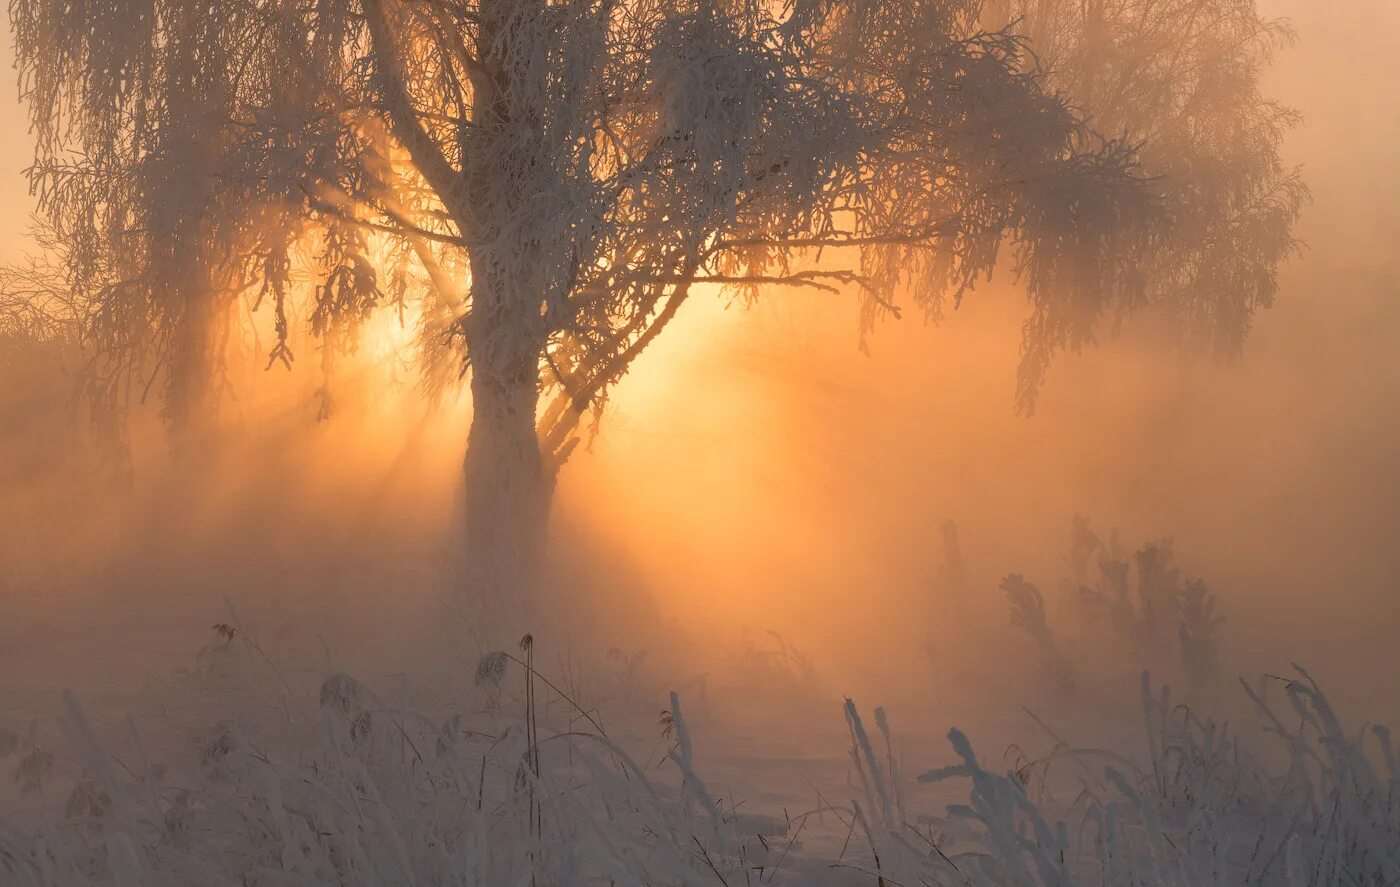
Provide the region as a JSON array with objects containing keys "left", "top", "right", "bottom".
[{"left": 2, "top": 0, "right": 1399, "bottom": 715}]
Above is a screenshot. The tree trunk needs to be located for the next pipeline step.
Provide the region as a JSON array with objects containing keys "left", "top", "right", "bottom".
[{"left": 459, "top": 327, "right": 552, "bottom": 621}]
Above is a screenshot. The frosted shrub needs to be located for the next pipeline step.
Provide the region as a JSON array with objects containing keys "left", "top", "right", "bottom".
[
  {"left": 732, "top": 630, "right": 820, "bottom": 699},
  {"left": 1003, "top": 517, "right": 1228, "bottom": 695},
  {"left": 843, "top": 667, "right": 1398, "bottom": 887},
  {"left": 1003, "top": 574, "right": 1077, "bottom": 694},
  {"left": 1177, "top": 580, "right": 1225, "bottom": 691}
]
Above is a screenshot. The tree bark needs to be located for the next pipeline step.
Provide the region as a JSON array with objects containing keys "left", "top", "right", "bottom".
[
  {"left": 365, "top": 0, "right": 558, "bottom": 616},
  {"left": 458, "top": 297, "right": 552, "bottom": 617}
]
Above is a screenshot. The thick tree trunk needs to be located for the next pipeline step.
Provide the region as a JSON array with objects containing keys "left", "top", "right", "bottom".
[{"left": 459, "top": 326, "right": 552, "bottom": 618}]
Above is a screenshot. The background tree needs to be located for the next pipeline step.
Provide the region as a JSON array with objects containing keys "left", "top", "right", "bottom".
[
  {"left": 14, "top": 0, "right": 244, "bottom": 442},
  {"left": 9, "top": 0, "right": 392, "bottom": 446},
  {"left": 8, "top": 0, "right": 1300, "bottom": 600},
  {"left": 0, "top": 255, "right": 87, "bottom": 473}
]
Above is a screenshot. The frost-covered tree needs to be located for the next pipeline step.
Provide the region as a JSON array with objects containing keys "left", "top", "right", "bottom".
[
  {"left": 8, "top": 0, "right": 1298, "bottom": 595},
  {"left": 10, "top": 0, "right": 389, "bottom": 442},
  {"left": 12, "top": 1, "right": 248, "bottom": 440},
  {"left": 988, "top": 0, "right": 1307, "bottom": 394}
]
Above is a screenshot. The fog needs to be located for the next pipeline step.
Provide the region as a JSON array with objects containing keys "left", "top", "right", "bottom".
[
  {"left": 2, "top": 0, "right": 1397, "bottom": 728},
  {"left": 566, "top": 0, "right": 1400, "bottom": 695},
  {"left": 1, "top": 1, "right": 1398, "bottom": 883}
]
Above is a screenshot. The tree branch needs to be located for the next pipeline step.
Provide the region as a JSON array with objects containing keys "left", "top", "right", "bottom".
[
  {"left": 540, "top": 257, "right": 703, "bottom": 464},
  {"left": 300, "top": 181, "right": 467, "bottom": 248},
  {"left": 362, "top": 0, "right": 474, "bottom": 238}
]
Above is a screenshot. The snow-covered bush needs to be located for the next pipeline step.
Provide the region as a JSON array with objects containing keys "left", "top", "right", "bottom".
[
  {"left": 844, "top": 667, "right": 1399, "bottom": 886},
  {"left": 1001, "top": 517, "right": 1227, "bottom": 695}
]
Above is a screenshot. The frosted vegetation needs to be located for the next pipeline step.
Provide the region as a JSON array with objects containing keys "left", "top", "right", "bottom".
[
  {"left": 0, "top": 608, "right": 1394, "bottom": 887},
  {"left": 0, "top": 520, "right": 1392, "bottom": 887},
  {"left": 999, "top": 517, "right": 1227, "bottom": 698}
]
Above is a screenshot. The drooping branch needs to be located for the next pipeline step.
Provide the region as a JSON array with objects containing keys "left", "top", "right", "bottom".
[
  {"left": 362, "top": 0, "right": 474, "bottom": 238},
  {"left": 302, "top": 182, "right": 468, "bottom": 248}
]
